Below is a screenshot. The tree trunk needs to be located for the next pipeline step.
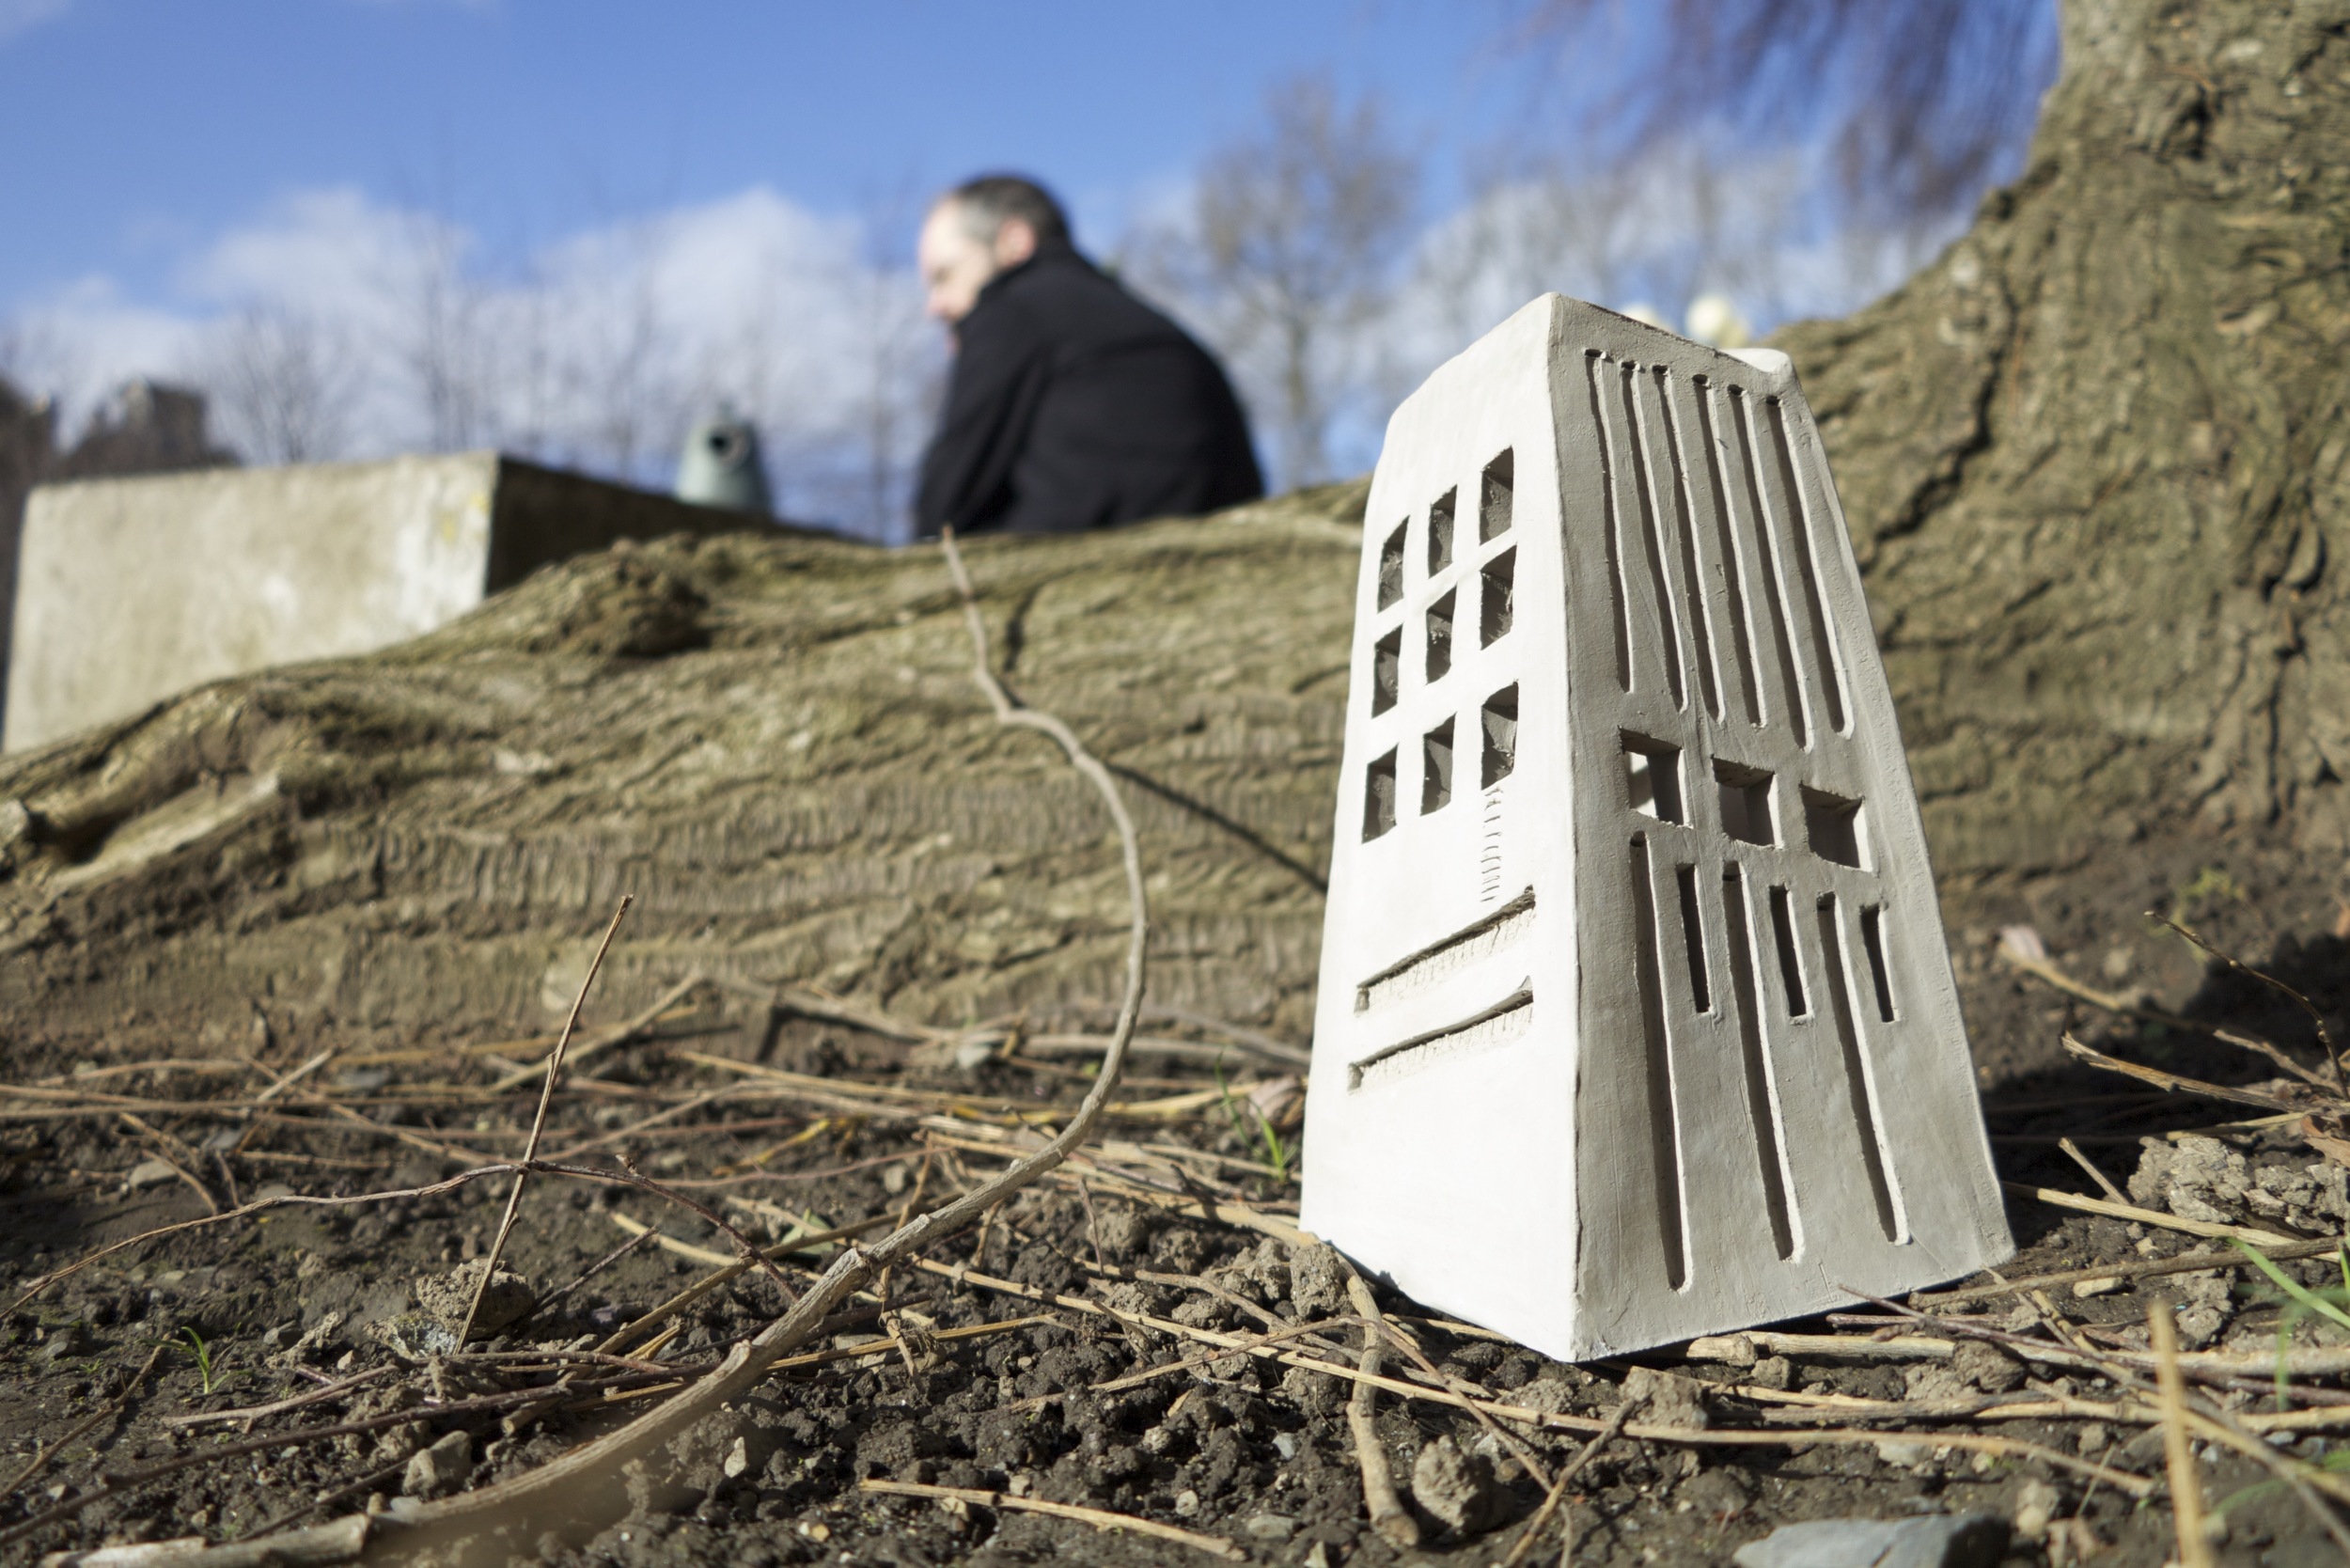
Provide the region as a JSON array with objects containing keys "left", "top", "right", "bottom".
[
  {"left": 1776, "top": 0, "right": 2350, "bottom": 876},
  {"left": 0, "top": 485, "right": 1368, "bottom": 1047}
]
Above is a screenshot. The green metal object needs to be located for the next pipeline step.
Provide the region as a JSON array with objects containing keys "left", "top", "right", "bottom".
[{"left": 673, "top": 406, "right": 772, "bottom": 516}]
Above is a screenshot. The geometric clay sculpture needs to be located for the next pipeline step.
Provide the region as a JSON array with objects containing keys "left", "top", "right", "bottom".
[{"left": 1299, "top": 296, "right": 2013, "bottom": 1360}]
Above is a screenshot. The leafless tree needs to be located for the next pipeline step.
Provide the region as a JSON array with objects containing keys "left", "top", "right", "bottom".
[
  {"left": 1139, "top": 76, "right": 1419, "bottom": 491},
  {"left": 198, "top": 307, "right": 359, "bottom": 464},
  {"left": 1503, "top": 0, "right": 2056, "bottom": 242}
]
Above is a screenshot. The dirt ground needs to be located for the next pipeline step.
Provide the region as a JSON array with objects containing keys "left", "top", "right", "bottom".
[{"left": 5, "top": 819, "right": 2350, "bottom": 1568}]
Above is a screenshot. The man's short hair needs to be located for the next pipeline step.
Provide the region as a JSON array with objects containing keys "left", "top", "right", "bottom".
[{"left": 944, "top": 175, "right": 1072, "bottom": 249}]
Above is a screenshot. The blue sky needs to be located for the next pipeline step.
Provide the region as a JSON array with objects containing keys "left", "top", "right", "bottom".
[
  {"left": 0, "top": 1, "right": 2028, "bottom": 535},
  {"left": 0, "top": 0, "right": 1523, "bottom": 306}
]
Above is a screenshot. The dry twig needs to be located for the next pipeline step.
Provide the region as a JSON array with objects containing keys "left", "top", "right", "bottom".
[
  {"left": 1342, "top": 1267, "right": 1419, "bottom": 1548},
  {"left": 301, "top": 525, "right": 1153, "bottom": 1565},
  {"left": 859, "top": 1478, "right": 1241, "bottom": 1559},
  {"left": 460, "top": 897, "right": 633, "bottom": 1344},
  {"left": 2152, "top": 1301, "right": 2215, "bottom": 1568}
]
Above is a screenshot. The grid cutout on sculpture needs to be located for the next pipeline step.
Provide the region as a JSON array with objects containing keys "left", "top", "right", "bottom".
[
  {"left": 1576, "top": 341, "right": 1914, "bottom": 1279},
  {"left": 1624, "top": 773, "right": 1912, "bottom": 1271},
  {"left": 1359, "top": 449, "right": 1518, "bottom": 842}
]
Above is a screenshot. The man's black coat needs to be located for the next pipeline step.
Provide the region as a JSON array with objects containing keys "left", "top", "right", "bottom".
[{"left": 915, "top": 245, "right": 1263, "bottom": 537}]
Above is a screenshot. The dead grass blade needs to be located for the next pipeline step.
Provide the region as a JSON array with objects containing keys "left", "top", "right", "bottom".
[
  {"left": 460, "top": 897, "right": 633, "bottom": 1344},
  {"left": 858, "top": 1479, "right": 1243, "bottom": 1560}
]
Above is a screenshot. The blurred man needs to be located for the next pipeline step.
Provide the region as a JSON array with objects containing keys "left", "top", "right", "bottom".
[{"left": 915, "top": 175, "right": 1262, "bottom": 537}]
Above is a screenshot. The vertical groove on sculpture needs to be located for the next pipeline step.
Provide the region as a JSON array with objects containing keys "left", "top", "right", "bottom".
[
  {"left": 1674, "top": 864, "right": 1710, "bottom": 1012},
  {"left": 1766, "top": 399, "right": 1848, "bottom": 734},
  {"left": 1618, "top": 360, "right": 1686, "bottom": 710},
  {"left": 1729, "top": 386, "right": 1810, "bottom": 746},
  {"left": 1766, "top": 885, "right": 1809, "bottom": 1016},
  {"left": 1723, "top": 865, "right": 1797, "bottom": 1260},
  {"left": 1861, "top": 905, "right": 1898, "bottom": 1023},
  {"left": 1817, "top": 894, "right": 1904, "bottom": 1243},
  {"left": 1692, "top": 381, "right": 1762, "bottom": 727},
  {"left": 1586, "top": 352, "right": 1633, "bottom": 693},
  {"left": 1653, "top": 368, "right": 1721, "bottom": 722},
  {"left": 1630, "top": 834, "right": 1690, "bottom": 1291}
]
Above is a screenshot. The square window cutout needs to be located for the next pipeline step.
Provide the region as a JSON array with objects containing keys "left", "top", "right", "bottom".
[
  {"left": 1716, "top": 761, "right": 1774, "bottom": 846},
  {"left": 1624, "top": 737, "right": 1684, "bottom": 823},
  {"left": 1377, "top": 523, "right": 1405, "bottom": 610},
  {"left": 1428, "top": 489, "right": 1456, "bottom": 574},
  {"left": 1803, "top": 789, "right": 1866, "bottom": 868},
  {"left": 1422, "top": 719, "right": 1454, "bottom": 814}
]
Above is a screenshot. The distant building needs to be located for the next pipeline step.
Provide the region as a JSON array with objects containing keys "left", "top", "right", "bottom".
[{"left": 0, "top": 378, "right": 237, "bottom": 733}]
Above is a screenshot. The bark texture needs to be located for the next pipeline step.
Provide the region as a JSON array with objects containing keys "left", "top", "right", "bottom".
[
  {"left": 1779, "top": 0, "right": 2350, "bottom": 873},
  {"left": 0, "top": 484, "right": 1366, "bottom": 1043}
]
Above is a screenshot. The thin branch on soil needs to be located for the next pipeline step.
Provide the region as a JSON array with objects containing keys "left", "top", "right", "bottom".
[
  {"left": 163, "top": 1366, "right": 394, "bottom": 1430},
  {"left": 460, "top": 896, "right": 633, "bottom": 1345},
  {"left": 1342, "top": 1265, "right": 1419, "bottom": 1548},
  {"left": 483, "top": 969, "right": 706, "bottom": 1094},
  {"left": 1, "top": 1342, "right": 166, "bottom": 1497},
  {"left": 2152, "top": 911, "right": 2343, "bottom": 1091},
  {"left": 2000, "top": 937, "right": 2336, "bottom": 1090},
  {"left": 2004, "top": 1177, "right": 2300, "bottom": 1245},
  {"left": 2057, "top": 1136, "right": 2130, "bottom": 1203},
  {"left": 1499, "top": 1392, "right": 1639, "bottom": 1568},
  {"left": 2152, "top": 1301, "right": 2215, "bottom": 1568},
  {"left": 516, "top": 1227, "right": 656, "bottom": 1330},
  {"left": 306, "top": 525, "right": 1154, "bottom": 1565},
  {"left": 1917, "top": 1236, "right": 2343, "bottom": 1305},
  {"left": 593, "top": 1212, "right": 895, "bottom": 1356},
  {"left": 859, "top": 1479, "right": 1244, "bottom": 1560}
]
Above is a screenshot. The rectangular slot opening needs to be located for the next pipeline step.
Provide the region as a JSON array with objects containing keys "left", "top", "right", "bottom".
[
  {"left": 1675, "top": 864, "right": 1710, "bottom": 1012},
  {"left": 1619, "top": 360, "right": 1687, "bottom": 710},
  {"left": 1363, "top": 748, "right": 1398, "bottom": 841},
  {"left": 1480, "top": 685, "right": 1518, "bottom": 787},
  {"left": 1693, "top": 381, "right": 1763, "bottom": 726},
  {"left": 1480, "top": 547, "right": 1514, "bottom": 647},
  {"left": 1716, "top": 761, "right": 1775, "bottom": 846},
  {"left": 1350, "top": 989, "right": 1532, "bottom": 1091},
  {"left": 1479, "top": 448, "right": 1513, "bottom": 541},
  {"left": 1371, "top": 628, "right": 1401, "bottom": 716},
  {"left": 1723, "top": 866, "right": 1796, "bottom": 1259},
  {"left": 1803, "top": 790, "right": 1865, "bottom": 868},
  {"left": 1767, "top": 885, "right": 1808, "bottom": 1016},
  {"left": 1425, "top": 590, "right": 1455, "bottom": 682},
  {"left": 1623, "top": 736, "right": 1683, "bottom": 823},
  {"left": 1861, "top": 904, "right": 1897, "bottom": 1023},
  {"left": 1377, "top": 522, "right": 1406, "bottom": 610},
  {"left": 1730, "top": 386, "right": 1808, "bottom": 745},
  {"left": 1586, "top": 354, "right": 1633, "bottom": 692},
  {"left": 1818, "top": 894, "right": 1903, "bottom": 1241},
  {"left": 1355, "top": 888, "right": 1534, "bottom": 1013},
  {"left": 1630, "top": 836, "right": 1689, "bottom": 1290},
  {"left": 1421, "top": 719, "right": 1454, "bottom": 814},
  {"left": 1427, "top": 488, "right": 1456, "bottom": 574},
  {"left": 1654, "top": 368, "right": 1722, "bottom": 721},
  {"left": 1768, "top": 398, "right": 1849, "bottom": 733}
]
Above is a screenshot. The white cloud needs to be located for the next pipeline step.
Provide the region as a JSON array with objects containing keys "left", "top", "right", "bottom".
[
  {"left": 0, "top": 0, "right": 72, "bottom": 46},
  {"left": 8, "top": 183, "right": 944, "bottom": 541}
]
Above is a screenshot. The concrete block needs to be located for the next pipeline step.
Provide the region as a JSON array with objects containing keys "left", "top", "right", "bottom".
[
  {"left": 5, "top": 453, "right": 751, "bottom": 753},
  {"left": 1300, "top": 296, "right": 2011, "bottom": 1360}
]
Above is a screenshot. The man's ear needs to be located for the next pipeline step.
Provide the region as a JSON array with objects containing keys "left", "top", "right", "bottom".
[{"left": 993, "top": 218, "right": 1039, "bottom": 269}]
